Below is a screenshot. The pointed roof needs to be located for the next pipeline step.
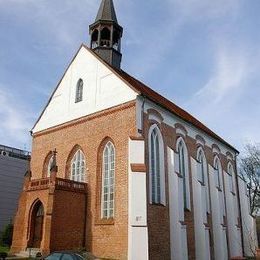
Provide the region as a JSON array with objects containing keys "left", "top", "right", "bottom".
[{"left": 95, "top": 0, "right": 118, "bottom": 23}]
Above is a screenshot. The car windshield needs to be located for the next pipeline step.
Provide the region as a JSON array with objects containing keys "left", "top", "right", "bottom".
[
  {"left": 61, "top": 254, "right": 75, "bottom": 260},
  {"left": 45, "top": 253, "right": 63, "bottom": 260}
]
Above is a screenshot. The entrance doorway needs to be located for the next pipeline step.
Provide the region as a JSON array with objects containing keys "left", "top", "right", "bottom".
[{"left": 29, "top": 201, "right": 44, "bottom": 248}]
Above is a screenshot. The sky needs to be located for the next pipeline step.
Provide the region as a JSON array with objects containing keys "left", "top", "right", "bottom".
[{"left": 0, "top": 0, "right": 259, "bottom": 153}]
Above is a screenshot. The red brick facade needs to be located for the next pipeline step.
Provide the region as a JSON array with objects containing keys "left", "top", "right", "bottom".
[{"left": 11, "top": 101, "right": 137, "bottom": 259}]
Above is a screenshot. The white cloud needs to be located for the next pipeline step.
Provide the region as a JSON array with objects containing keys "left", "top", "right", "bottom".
[
  {"left": 194, "top": 46, "right": 249, "bottom": 104},
  {"left": 183, "top": 42, "right": 260, "bottom": 150},
  {"left": 0, "top": 84, "right": 34, "bottom": 149}
]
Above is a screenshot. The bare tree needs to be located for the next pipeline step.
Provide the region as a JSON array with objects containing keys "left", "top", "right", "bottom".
[{"left": 239, "top": 143, "right": 260, "bottom": 217}]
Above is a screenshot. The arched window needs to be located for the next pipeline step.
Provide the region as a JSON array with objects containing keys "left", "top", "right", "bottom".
[
  {"left": 71, "top": 150, "right": 86, "bottom": 182},
  {"left": 75, "top": 79, "right": 83, "bottom": 103},
  {"left": 101, "top": 142, "right": 115, "bottom": 219},
  {"left": 197, "top": 148, "right": 210, "bottom": 213},
  {"left": 214, "top": 156, "right": 222, "bottom": 189},
  {"left": 176, "top": 138, "right": 190, "bottom": 210},
  {"left": 113, "top": 30, "right": 120, "bottom": 51},
  {"left": 214, "top": 156, "right": 226, "bottom": 224},
  {"left": 227, "top": 163, "right": 235, "bottom": 193},
  {"left": 47, "top": 155, "right": 54, "bottom": 177},
  {"left": 149, "top": 125, "right": 165, "bottom": 205},
  {"left": 197, "top": 149, "right": 206, "bottom": 184},
  {"left": 101, "top": 27, "right": 111, "bottom": 47},
  {"left": 91, "top": 29, "right": 99, "bottom": 49}
]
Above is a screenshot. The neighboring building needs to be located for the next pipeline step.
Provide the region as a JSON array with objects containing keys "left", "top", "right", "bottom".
[
  {"left": 0, "top": 144, "right": 30, "bottom": 233},
  {"left": 11, "top": 0, "right": 258, "bottom": 259}
]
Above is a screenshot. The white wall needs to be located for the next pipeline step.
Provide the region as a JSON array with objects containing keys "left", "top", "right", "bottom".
[
  {"left": 33, "top": 46, "right": 137, "bottom": 133},
  {"left": 208, "top": 164, "right": 229, "bottom": 260},
  {"left": 128, "top": 138, "right": 148, "bottom": 260},
  {"left": 238, "top": 177, "right": 258, "bottom": 257},
  {"left": 168, "top": 147, "right": 188, "bottom": 260},
  {"left": 191, "top": 157, "right": 211, "bottom": 260},
  {"left": 224, "top": 170, "right": 243, "bottom": 257}
]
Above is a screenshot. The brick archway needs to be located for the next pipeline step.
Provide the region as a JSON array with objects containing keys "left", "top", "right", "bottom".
[{"left": 28, "top": 200, "right": 44, "bottom": 248}]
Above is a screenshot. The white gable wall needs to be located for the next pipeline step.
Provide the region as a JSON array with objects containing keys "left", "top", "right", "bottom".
[{"left": 33, "top": 47, "right": 138, "bottom": 133}]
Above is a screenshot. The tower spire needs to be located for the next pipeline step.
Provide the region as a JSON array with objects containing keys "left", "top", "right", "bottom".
[
  {"left": 95, "top": 0, "right": 118, "bottom": 23},
  {"left": 89, "top": 0, "right": 123, "bottom": 69}
]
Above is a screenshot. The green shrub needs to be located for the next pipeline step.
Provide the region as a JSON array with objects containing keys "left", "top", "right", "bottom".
[{"left": 0, "top": 224, "right": 13, "bottom": 247}]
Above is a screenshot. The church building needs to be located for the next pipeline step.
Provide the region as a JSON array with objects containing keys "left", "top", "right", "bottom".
[{"left": 11, "top": 0, "right": 258, "bottom": 259}]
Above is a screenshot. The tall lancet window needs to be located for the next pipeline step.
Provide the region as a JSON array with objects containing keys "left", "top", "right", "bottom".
[
  {"left": 102, "top": 142, "right": 115, "bottom": 219},
  {"left": 197, "top": 148, "right": 210, "bottom": 213},
  {"left": 71, "top": 150, "right": 86, "bottom": 182},
  {"left": 214, "top": 155, "right": 226, "bottom": 222},
  {"left": 47, "top": 155, "right": 54, "bottom": 177},
  {"left": 214, "top": 156, "right": 222, "bottom": 189},
  {"left": 149, "top": 125, "right": 165, "bottom": 205},
  {"left": 75, "top": 79, "right": 83, "bottom": 103},
  {"left": 176, "top": 138, "right": 190, "bottom": 210},
  {"left": 227, "top": 163, "right": 235, "bottom": 193},
  {"left": 197, "top": 149, "right": 205, "bottom": 184}
]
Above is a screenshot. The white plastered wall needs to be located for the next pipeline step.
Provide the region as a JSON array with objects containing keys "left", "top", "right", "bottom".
[
  {"left": 191, "top": 157, "right": 211, "bottom": 260},
  {"left": 168, "top": 147, "right": 188, "bottom": 260},
  {"left": 224, "top": 170, "right": 243, "bottom": 257},
  {"left": 33, "top": 46, "right": 138, "bottom": 133},
  {"left": 238, "top": 177, "right": 258, "bottom": 257},
  {"left": 208, "top": 164, "right": 229, "bottom": 260},
  {"left": 128, "top": 138, "right": 148, "bottom": 260}
]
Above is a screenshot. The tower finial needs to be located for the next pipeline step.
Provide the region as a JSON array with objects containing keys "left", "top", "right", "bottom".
[{"left": 89, "top": 0, "right": 123, "bottom": 69}]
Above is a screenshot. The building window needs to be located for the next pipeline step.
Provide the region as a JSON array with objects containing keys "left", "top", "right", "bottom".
[
  {"left": 197, "top": 149, "right": 205, "bottom": 184},
  {"left": 149, "top": 125, "right": 166, "bottom": 205},
  {"left": 71, "top": 150, "right": 86, "bottom": 182},
  {"left": 176, "top": 138, "right": 190, "bottom": 210},
  {"left": 228, "top": 163, "right": 235, "bottom": 193},
  {"left": 101, "top": 142, "right": 115, "bottom": 219},
  {"left": 75, "top": 79, "right": 83, "bottom": 103},
  {"left": 214, "top": 156, "right": 222, "bottom": 189},
  {"left": 47, "top": 155, "right": 54, "bottom": 177},
  {"left": 197, "top": 148, "right": 210, "bottom": 214}
]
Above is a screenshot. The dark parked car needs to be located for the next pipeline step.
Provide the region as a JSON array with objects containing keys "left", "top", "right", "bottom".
[{"left": 44, "top": 252, "right": 85, "bottom": 260}]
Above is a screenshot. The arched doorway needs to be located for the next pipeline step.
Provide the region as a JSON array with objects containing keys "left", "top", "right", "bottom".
[{"left": 29, "top": 201, "right": 44, "bottom": 248}]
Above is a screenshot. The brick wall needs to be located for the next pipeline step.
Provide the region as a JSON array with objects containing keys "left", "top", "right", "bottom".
[{"left": 23, "top": 101, "right": 137, "bottom": 259}]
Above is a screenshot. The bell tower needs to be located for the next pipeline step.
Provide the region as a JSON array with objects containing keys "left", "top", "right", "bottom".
[{"left": 89, "top": 0, "right": 123, "bottom": 69}]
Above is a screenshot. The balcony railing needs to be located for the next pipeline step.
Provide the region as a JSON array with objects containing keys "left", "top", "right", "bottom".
[{"left": 27, "top": 177, "right": 87, "bottom": 193}]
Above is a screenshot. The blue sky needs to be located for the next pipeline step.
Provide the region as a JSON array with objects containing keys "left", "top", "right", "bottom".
[{"left": 0, "top": 0, "right": 259, "bottom": 152}]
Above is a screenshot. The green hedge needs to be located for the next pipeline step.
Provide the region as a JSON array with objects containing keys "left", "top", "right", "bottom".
[{"left": 0, "top": 224, "right": 13, "bottom": 247}]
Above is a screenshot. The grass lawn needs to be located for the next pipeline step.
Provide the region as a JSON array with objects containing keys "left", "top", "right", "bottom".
[{"left": 0, "top": 246, "right": 9, "bottom": 253}]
